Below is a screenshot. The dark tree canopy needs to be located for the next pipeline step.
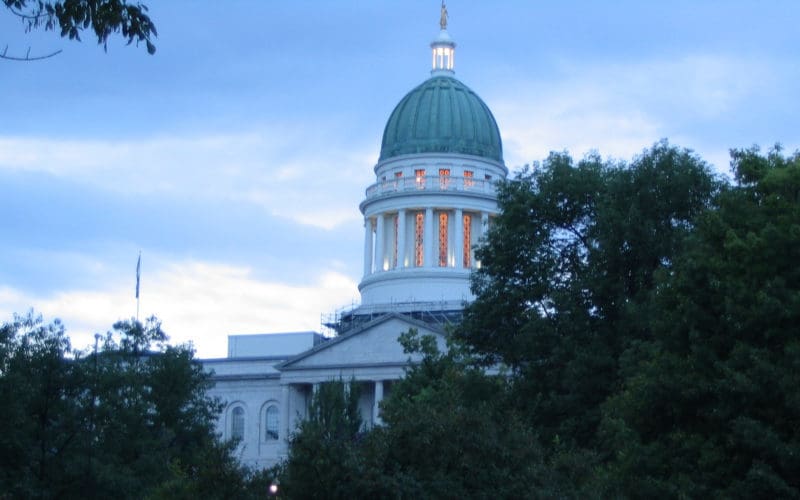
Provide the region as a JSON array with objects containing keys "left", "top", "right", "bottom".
[
  {"left": 456, "top": 141, "right": 721, "bottom": 447},
  {"left": 600, "top": 146, "right": 800, "bottom": 498},
  {"left": 277, "top": 141, "right": 800, "bottom": 497},
  {"left": 2, "top": 0, "right": 156, "bottom": 60},
  {"left": 280, "top": 379, "right": 366, "bottom": 499},
  {"left": 0, "top": 313, "right": 267, "bottom": 498}
]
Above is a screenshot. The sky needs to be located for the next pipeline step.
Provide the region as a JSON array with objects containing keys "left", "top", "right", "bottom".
[{"left": 1, "top": 1, "right": 798, "bottom": 358}]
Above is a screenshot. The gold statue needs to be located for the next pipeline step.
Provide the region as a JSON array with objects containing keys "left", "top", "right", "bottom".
[{"left": 439, "top": 0, "right": 448, "bottom": 30}]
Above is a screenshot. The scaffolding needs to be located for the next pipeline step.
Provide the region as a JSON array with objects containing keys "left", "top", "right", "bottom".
[{"left": 320, "top": 300, "right": 465, "bottom": 336}]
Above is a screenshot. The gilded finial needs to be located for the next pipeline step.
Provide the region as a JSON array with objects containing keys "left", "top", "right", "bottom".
[{"left": 439, "top": 1, "right": 448, "bottom": 30}]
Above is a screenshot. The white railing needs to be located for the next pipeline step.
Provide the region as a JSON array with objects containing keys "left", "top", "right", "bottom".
[{"left": 365, "top": 175, "right": 497, "bottom": 199}]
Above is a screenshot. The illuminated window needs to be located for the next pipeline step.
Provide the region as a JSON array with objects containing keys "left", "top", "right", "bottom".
[
  {"left": 439, "top": 212, "right": 449, "bottom": 267},
  {"left": 231, "top": 406, "right": 245, "bottom": 440},
  {"left": 463, "top": 170, "right": 474, "bottom": 188},
  {"left": 393, "top": 213, "right": 398, "bottom": 268},
  {"left": 415, "top": 212, "right": 424, "bottom": 266},
  {"left": 394, "top": 171, "right": 403, "bottom": 189},
  {"left": 432, "top": 46, "right": 454, "bottom": 71},
  {"left": 265, "top": 405, "right": 279, "bottom": 441},
  {"left": 439, "top": 168, "right": 450, "bottom": 190},
  {"left": 463, "top": 214, "right": 472, "bottom": 267},
  {"left": 415, "top": 169, "right": 426, "bottom": 189}
]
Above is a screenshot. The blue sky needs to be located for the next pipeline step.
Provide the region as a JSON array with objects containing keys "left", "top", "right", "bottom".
[{"left": 1, "top": 1, "right": 798, "bottom": 358}]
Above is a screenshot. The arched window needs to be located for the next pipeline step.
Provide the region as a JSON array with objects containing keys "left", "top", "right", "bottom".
[
  {"left": 231, "top": 406, "right": 245, "bottom": 440},
  {"left": 265, "top": 405, "right": 279, "bottom": 441}
]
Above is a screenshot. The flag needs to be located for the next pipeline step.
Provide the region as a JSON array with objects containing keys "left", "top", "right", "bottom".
[{"left": 135, "top": 253, "right": 141, "bottom": 299}]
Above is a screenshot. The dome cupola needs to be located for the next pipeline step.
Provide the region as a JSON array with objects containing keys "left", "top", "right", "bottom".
[
  {"left": 379, "top": 76, "right": 503, "bottom": 163},
  {"left": 378, "top": 2, "right": 503, "bottom": 164}
]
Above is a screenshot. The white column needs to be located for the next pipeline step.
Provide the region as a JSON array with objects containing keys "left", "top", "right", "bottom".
[
  {"left": 373, "top": 380, "right": 384, "bottom": 426},
  {"left": 454, "top": 208, "right": 463, "bottom": 268},
  {"left": 375, "top": 214, "right": 385, "bottom": 272},
  {"left": 280, "top": 385, "right": 290, "bottom": 442},
  {"left": 481, "top": 212, "right": 489, "bottom": 238},
  {"left": 397, "top": 210, "right": 406, "bottom": 268},
  {"left": 424, "top": 207, "right": 434, "bottom": 267},
  {"left": 363, "top": 218, "right": 373, "bottom": 276}
]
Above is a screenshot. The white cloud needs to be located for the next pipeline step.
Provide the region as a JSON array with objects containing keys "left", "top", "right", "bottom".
[
  {"left": 0, "top": 129, "right": 376, "bottom": 230},
  {"left": 490, "top": 54, "right": 775, "bottom": 172},
  {"left": 0, "top": 259, "right": 360, "bottom": 359}
]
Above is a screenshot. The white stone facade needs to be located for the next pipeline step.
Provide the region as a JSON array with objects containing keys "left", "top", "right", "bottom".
[{"left": 204, "top": 315, "right": 446, "bottom": 469}]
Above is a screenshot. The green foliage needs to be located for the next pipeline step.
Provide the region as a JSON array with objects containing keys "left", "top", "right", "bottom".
[
  {"left": 281, "top": 378, "right": 366, "bottom": 499},
  {"left": 279, "top": 329, "right": 592, "bottom": 499},
  {"left": 600, "top": 146, "right": 800, "bottom": 497},
  {"left": 374, "top": 329, "right": 586, "bottom": 499},
  {"left": 457, "top": 140, "right": 721, "bottom": 449},
  {"left": 275, "top": 142, "right": 799, "bottom": 497},
  {"left": 0, "top": 312, "right": 257, "bottom": 499},
  {"left": 3, "top": 0, "right": 157, "bottom": 54},
  {"left": 0, "top": 313, "right": 83, "bottom": 498}
]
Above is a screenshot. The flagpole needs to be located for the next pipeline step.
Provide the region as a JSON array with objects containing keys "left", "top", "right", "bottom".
[{"left": 135, "top": 251, "right": 141, "bottom": 322}]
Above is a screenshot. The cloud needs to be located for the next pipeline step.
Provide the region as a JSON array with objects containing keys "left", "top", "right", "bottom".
[
  {"left": 0, "top": 129, "right": 376, "bottom": 230},
  {"left": 0, "top": 259, "right": 360, "bottom": 359},
  {"left": 489, "top": 53, "right": 777, "bottom": 173}
]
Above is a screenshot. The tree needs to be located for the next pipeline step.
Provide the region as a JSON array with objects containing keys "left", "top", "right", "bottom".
[
  {"left": 600, "top": 146, "right": 800, "bottom": 498},
  {"left": 0, "top": 313, "right": 84, "bottom": 497},
  {"left": 2, "top": 0, "right": 156, "bottom": 60},
  {"left": 371, "top": 329, "right": 581, "bottom": 499},
  {"left": 277, "top": 330, "right": 582, "bottom": 499},
  {"left": 456, "top": 141, "right": 721, "bottom": 451},
  {"left": 280, "top": 378, "right": 366, "bottom": 499},
  {"left": 0, "top": 312, "right": 257, "bottom": 498}
]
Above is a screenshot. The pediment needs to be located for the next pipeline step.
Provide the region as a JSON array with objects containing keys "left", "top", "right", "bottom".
[{"left": 279, "top": 313, "right": 445, "bottom": 370}]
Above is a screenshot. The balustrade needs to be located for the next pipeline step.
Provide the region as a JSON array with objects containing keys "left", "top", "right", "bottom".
[{"left": 365, "top": 174, "right": 496, "bottom": 199}]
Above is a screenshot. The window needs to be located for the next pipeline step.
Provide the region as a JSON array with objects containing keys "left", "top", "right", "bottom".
[
  {"left": 485, "top": 174, "right": 492, "bottom": 181},
  {"left": 463, "top": 170, "right": 474, "bottom": 188},
  {"left": 439, "top": 212, "right": 449, "bottom": 267},
  {"left": 415, "top": 169, "right": 426, "bottom": 189},
  {"left": 394, "top": 171, "right": 403, "bottom": 189},
  {"left": 265, "top": 405, "right": 279, "bottom": 441},
  {"left": 231, "top": 406, "right": 245, "bottom": 440},
  {"left": 393, "top": 214, "right": 399, "bottom": 268},
  {"left": 463, "top": 213, "right": 472, "bottom": 267},
  {"left": 439, "top": 168, "right": 450, "bottom": 190},
  {"left": 415, "top": 212, "right": 424, "bottom": 266}
]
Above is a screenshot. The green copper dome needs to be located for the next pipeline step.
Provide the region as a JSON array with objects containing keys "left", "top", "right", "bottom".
[{"left": 379, "top": 76, "right": 503, "bottom": 163}]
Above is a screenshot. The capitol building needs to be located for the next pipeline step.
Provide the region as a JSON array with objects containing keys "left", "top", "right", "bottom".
[{"left": 203, "top": 11, "right": 508, "bottom": 468}]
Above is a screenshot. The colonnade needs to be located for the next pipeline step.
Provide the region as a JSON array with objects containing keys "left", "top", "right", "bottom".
[
  {"left": 280, "top": 379, "right": 390, "bottom": 441},
  {"left": 363, "top": 208, "right": 490, "bottom": 276}
]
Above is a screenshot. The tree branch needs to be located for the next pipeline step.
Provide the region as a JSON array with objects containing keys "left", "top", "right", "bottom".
[{"left": 0, "top": 44, "right": 62, "bottom": 60}]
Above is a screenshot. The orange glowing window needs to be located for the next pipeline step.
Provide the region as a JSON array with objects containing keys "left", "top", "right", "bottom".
[
  {"left": 439, "top": 212, "right": 449, "bottom": 267},
  {"left": 415, "top": 212, "right": 424, "bottom": 266},
  {"left": 463, "top": 170, "right": 474, "bottom": 188},
  {"left": 393, "top": 214, "right": 398, "bottom": 268},
  {"left": 463, "top": 214, "right": 472, "bottom": 267},
  {"left": 415, "top": 169, "right": 426, "bottom": 189},
  {"left": 439, "top": 168, "right": 450, "bottom": 190}
]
